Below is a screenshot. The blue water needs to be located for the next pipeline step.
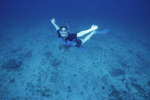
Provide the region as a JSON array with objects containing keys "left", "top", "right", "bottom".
[{"left": 0, "top": 0, "right": 150, "bottom": 100}]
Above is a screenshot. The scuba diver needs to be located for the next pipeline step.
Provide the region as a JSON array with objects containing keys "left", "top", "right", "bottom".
[{"left": 51, "top": 18, "right": 98, "bottom": 50}]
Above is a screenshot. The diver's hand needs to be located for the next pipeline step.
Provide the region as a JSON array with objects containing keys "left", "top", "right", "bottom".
[
  {"left": 91, "top": 25, "right": 98, "bottom": 31},
  {"left": 51, "top": 18, "right": 56, "bottom": 24}
]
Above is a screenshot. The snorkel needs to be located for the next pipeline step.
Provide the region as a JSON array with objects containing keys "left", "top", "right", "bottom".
[{"left": 64, "top": 21, "right": 69, "bottom": 31}]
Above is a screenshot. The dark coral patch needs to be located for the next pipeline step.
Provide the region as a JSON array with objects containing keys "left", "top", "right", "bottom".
[
  {"left": 1, "top": 58, "right": 22, "bottom": 69},
  {"left": 109, "top": 68, "right": 126, "bottom": 77}
]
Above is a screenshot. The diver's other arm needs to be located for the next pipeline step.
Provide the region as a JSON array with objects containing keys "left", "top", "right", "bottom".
[
  {"left": 51, "top": 18, "right": 59, "bottom": 30},
  {"left": 77, "top": 25, "right": 98, "bottom": 37}
]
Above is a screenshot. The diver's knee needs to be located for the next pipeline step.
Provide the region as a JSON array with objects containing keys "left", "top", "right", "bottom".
[{"left": 81, "top": 39, "right": 86, "bottom": 45}]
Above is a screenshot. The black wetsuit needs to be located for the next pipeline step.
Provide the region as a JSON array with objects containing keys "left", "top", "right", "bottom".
[{"left": 57, "top": 30, "right": 82, "bottom": 47}]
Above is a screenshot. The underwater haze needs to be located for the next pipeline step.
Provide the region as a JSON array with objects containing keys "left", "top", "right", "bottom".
[{"left": 0, "top": 0, "right": 150, "bottom": 100}]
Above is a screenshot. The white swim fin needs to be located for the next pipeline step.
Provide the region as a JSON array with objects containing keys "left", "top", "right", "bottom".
[{"left": 96, "top": 29, "right": 109, "bottom": 34}]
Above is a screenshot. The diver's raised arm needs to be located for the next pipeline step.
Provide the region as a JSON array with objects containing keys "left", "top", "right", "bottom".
[{"left": 51, "top": 18, "right": 59, "bottom": 30}]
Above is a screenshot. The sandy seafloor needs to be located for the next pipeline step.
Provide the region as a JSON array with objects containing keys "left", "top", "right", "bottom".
[{"left": 0, "top": 17, "right": 150, "bottom": 100}]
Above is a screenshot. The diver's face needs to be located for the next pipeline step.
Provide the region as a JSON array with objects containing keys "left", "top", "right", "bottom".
[{"left": 60, "top": 27, "right": 68, "bottom": 37}]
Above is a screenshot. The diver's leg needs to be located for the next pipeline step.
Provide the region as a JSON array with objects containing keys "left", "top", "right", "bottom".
[
  {"left": 81, "top": 31, "right": 96, "bottom": 45},
  {"left": 77, "top": 25, "right": 98, "bottom": 37},
  {"left": 77, "top": 29, "right": 93, "bottom": 37}
]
